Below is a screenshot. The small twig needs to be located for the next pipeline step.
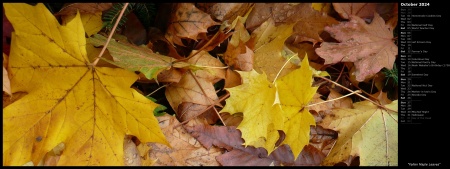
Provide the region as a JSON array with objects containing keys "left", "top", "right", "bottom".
[
  {"left": 316, "top": 76, "right": 398, "bottom": 113},
  {"left": 92, "top": 3, "right": 129, "bottom": 66},
  {"left": 146, "top": 84, "right": 169, "bottom": 97},
  {"left": 334, "top": 64, "right": 345, "bottom": 84},
  {"left": 307, "top": 90, "right": 361, "bottom": 108}
]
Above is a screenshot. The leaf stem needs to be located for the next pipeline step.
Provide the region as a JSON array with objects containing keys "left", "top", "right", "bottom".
[
  {"left": 316, "top": 76, "right": 398, "bottom": 113},
  {"left": 92, "top": 3, "right": 129, "bottom": 67},
  {"left": 146, "top": 84, "right": 169, "bottom": 97},
  {"left": 307, "top": 90, "right": 361, "bottom": 108}
]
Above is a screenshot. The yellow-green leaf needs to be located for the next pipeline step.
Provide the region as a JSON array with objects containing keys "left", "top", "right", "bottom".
[
  {"left": 3, "top": 3, "right": 168, "bottom": 166},
  {"left": 89, "top": 34, "right": 179, "bottom": 80},
  {"left": 319, "top": 100, "right": 398, "bottom": 166}
]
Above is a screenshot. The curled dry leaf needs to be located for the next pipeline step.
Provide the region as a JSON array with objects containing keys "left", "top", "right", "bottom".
[
  {"left": 56, "top": 3, "right": 112, "bottom": 16},
  {"left": 149, "top": 114, "right": 221, "bottom": 166},
  {"left": 165, "top": 3, "right": 219, "bottom": 46},
  {"left": 194, "top": 27, "right": 233, "bottom": 52},
  {"left": 315, "top": 13, "right": 397, "bottom": 82},
  {"left": 219, "top": 112, "right": 243, "bottom": 127}
]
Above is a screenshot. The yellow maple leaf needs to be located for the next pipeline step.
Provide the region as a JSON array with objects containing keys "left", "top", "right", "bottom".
[
  {"left": 319, "top": 100, "right": 398, "bottom": 166},
  {"left": 276, "top": 56, "right": 318, "bottom": 160},
  {"left": 220, "top": 69, "right": 284, "bottom": 154},
  {"left": 220, "top": 56, "right": 318, "bottom": 159},
  {"left": 3, "top": 3, "right": 169, "bottom": 166}
]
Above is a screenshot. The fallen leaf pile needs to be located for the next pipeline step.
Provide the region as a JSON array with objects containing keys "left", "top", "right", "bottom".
[{"left": 3, "top": 2, "right": 398, "bottom": 166}]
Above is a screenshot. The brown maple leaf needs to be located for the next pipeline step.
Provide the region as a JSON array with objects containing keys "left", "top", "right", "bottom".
[
  {"left": 332, "top": 3, "right": 398, "bottom": 22},
  {"left": 315, "top": 13, "right": 397, "bottom": 82}
]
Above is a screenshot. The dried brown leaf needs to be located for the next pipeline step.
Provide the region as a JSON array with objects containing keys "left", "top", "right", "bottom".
[
  {"left": 166, "top": 72, "right": 217, "bottom": 113},
  {"left": 220, "top": 112, "right": 243, "bottom": 127},
  {"left": 223, "top": 18, "right": 253, "bottom": 71},
  {"left": 188, "top": 50, "right": 226, "bottom": 83},
  {"left": 194, "top": 30, "right": 233, "bottom": 52},
  {"left": 123, "top": 12, "right": 147, "bottom": 45},
  {"left": 370, "top": 91, "right": 392, "bottom": 106},
  {"left": 309, "top": 93, "right": 332, "bottom": 115},
  {"left": 177, "top": 102, "right": 219, "bottom": 125},
  {"left": 224, "top": 68, "right": 242, "bottom": 89},
  {"left": 186, "top": 125, "right": 327, "bottom": 166},
  {"left": 165, "top": 3, "right": 219, "bottom": 46},
  {"left": 315, "top": 13, "right": 397, "bottom": 81},
  {"left": 328, "top": 88, "right": 353, "bottom": 109},
  {"left": 246, "top": 3, "right": 338, "bottom": 44},
  {"left": 333, "top": 3, "right": 377, "bottom": 20},
  {"left": 149, "top": 115, "right": 221, "bottom": 166},
  {"left": 333, "top": 3, "right": 398, "bottom": 24},
  {"left": 200, "top": 3, "right": 253, "bottom": 22},
  {"left": 285, "top": 41, "right": 320, "bottom": 61},
  {"left": 251, "top": 18, "right": 298, "bottom": 81},
  {"left": 2, "top": 91, "right": 26, "bottom": 108},
  {"left": 166, "top": 50, "right": 225, "bottom": 120}
]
